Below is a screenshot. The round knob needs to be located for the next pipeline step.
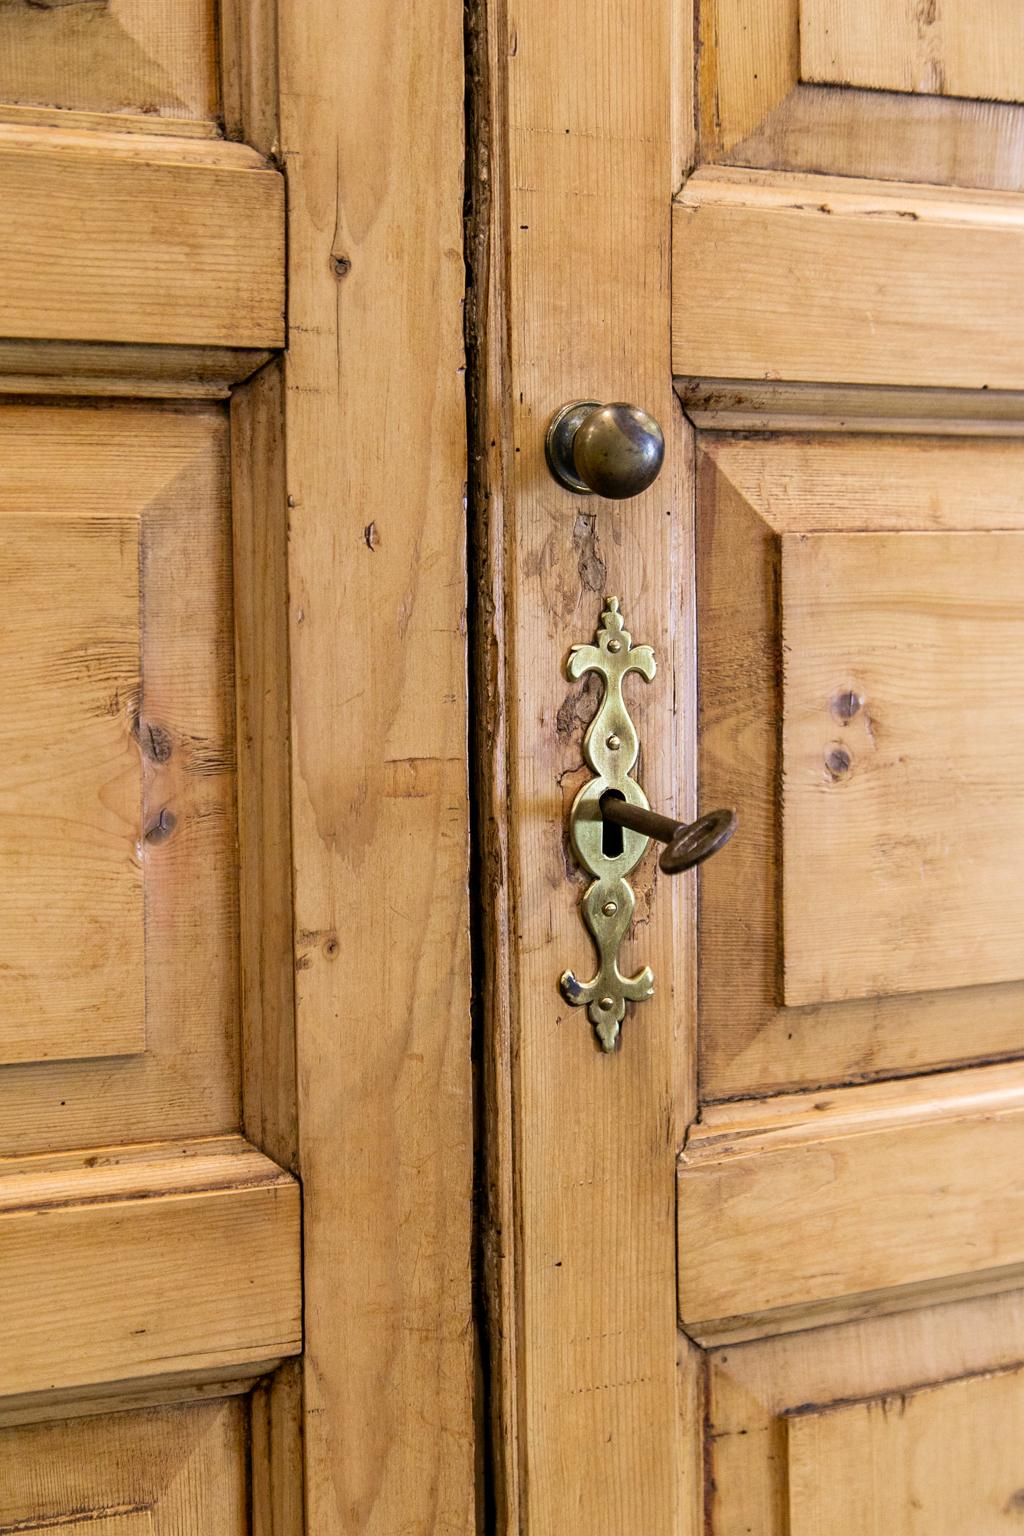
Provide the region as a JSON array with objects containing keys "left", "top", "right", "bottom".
[{"left": 545, "top": 400, "right": 665, "bottom": 499}]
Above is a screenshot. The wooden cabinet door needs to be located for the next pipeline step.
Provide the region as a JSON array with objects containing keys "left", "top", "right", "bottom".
[
  {"left": 473, "top": 0, "right": 1024, "bottom": 1531},
  {"left": 0, "top": 8, "right": 475, "bottom": 1536},
  {"left": 0, "top": 83, "right": 300, "bottom": 1536}
]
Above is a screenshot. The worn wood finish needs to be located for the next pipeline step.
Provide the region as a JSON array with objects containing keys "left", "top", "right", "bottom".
[
  {"left": 219, "top": 0, "right": 278, "bottom": 156},
  {"left": 0, "top": 0, "right": 219, "bottom": 125},
  {"left": 696, "top": 433, "right": 1024, "bottom": 1099},
  {"left": 800, "top": 0, "right": 1024, "bottom": 105},
  {"left": 0, "top": 1399, "right": 248, "bottom": 1534},
  {"left": 695, "top": 0, "right": 1024, "bottom": 190},
  {"left": 0, "top": 402, "right": 239, "bottom": 1153},
  {"left": 0, "top": 507, "right": 142, "bottom": 1066},
  {"left": 678, "top": 1063, "right": 1024, "bottom": 1342},
  {"left": 276, "top": 2, "right": 475, "bottom": 1530},
  {"left": 782, "top": 530, "right": 1024, "bottom": 1006},
  {"left": 474, "top": 0, "right": 692, "bottom": 1527},
  {"left": 674, "top": 169, "right": 1024, "bottom": 391},
  {"left": 787, "top": 1364, "right": 1024, "bottom": 1534},
  {"left": 250, "top": 1361, "right": 305, "bottom": 1536},
  {"left": 705, "top": 1288, "right": 1024, "bottom": 1533},
  {"left": 232, "top": 363, "right": 297, "bottom": 1175},
  {"left": 0, "top": 340, "right": 272, "bottom": 399},
  {"left": 677, "top": 377, "right": 1024, "bottom": 436},
  {"left": 0, "top": 126, "right": 283, "bottom": 348},
  {"left": 0, "top": 1137, "right": 300, "bottom": 1400}
]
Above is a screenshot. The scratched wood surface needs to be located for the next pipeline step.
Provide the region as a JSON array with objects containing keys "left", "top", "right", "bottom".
[{"left": 276, "top": 1, "right": 475, "bottom": 1529}]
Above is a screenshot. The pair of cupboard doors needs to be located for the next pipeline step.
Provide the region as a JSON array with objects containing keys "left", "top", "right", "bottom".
[{"left": 2, "top": 0, "right": 1024, "bottom": 1532}]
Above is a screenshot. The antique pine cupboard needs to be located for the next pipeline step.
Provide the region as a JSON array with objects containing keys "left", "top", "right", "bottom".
[{"left": 2, "top": 0, "right": 1024, "bottom": 1532}]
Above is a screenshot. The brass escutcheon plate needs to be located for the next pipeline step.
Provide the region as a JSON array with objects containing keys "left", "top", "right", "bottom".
[{"left": 559, "top": 595, "right": 655, "bottom": 1050}]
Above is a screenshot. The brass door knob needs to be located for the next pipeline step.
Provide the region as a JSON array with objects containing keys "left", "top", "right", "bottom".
[{"left": 545, "top": 400, "right": 665, "bottom": 499}]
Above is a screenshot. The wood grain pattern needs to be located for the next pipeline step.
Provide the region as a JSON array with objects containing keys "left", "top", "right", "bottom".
[
  {"left": 706, "top": 1287, "right": 1024, "bottom": 1534},
  {"left": 0, "top": 340, "right": 271, "bottom": 399},
  {"left": 0, "top": 403, "right": 239, "bottom": 1154},
  {"left": 276, "top": 2, "right": 476, "bottom": 1530},
  {"left": 677, "top": 377, "right": 1024, "bottom": 436},
  {"left": 219, "top": 0, "right": 278, "bottom": 156},
  {"left": 697, "top": 434, "right": 1024, "bottom": 1099},
  {"left": 678, "top": 1064, "right": 1024, "bottom": 1341},
  {"left": 0, "top": 508, "right": 143, "bottom": 1065},
  {"left": 0, "top": 1399, "right": 247, "bottom": 1534},
  {"left": 231, "top": 363, "right": 296, "bottom": 1174},
  {"left": 0, "top": 0, "right": 219, "bottom": 124},
  {"left": 473, "top": 0, "right": 692, "bottom": 1527},
  {"left": 674, "top": 168, "right": 1024, "bottom": 391},
  {"left": 801, "top": 0, "right": 1024, "bottom": 106},
  {"left": 0, "top": 126, "right": 283, "bottom": 348},
  {"left": 0, "top": 1137, "right": 300, "bottom": 1399},
  {"left": 696, "top": 0, "right": 1024, "bottom": 191},
  {"left": 782, "top": 531, "right": 1024, "bottom": 1005},
  {"left": 787, "top": 1364, "right": 1024, "bottom": 1535}
]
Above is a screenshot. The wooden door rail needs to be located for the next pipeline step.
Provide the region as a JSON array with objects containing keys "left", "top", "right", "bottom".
[{"left": 0, "top": 1136, "right": 301, "bottom": 1403}]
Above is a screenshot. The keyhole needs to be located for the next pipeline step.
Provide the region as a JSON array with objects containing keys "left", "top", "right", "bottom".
[{"left": 600, "top": 790, "right": 625, "bottom": 859}]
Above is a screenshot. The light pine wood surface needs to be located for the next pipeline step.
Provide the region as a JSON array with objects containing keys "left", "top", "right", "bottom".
[
  {"left": 674, "top": 169, "right": 1024, "bottom": 391},
  {"left": 0, "top": 508, "right": 142, "bottom": 1065},
  {"left": 276, "top": 1, "right": 476, "bottom": 1530},
  {"left": 0, "top": 1400, "right": 248, "bottom": 1534},
  {"left": 0, "top": 1138, "right": 300, "bottom": 1400},
  {"left": 0, "top": 0, "right": 219, "bottom": 125},
  {"left": 800, "top": 0, "right": 1024, "bottom": 105},
  {"left": 696, "top": 433, "right": 1024, "bottom": 1100},
  {"left": 786, "top": 1364, "right": 1024, "bottom": 1535},
  {"left": 0, "top": 403, "right": 241, "bottom": 1154},
  {"left": 705, "top": 1288, "right": 1024, "bottom": 1533},
  {"left": 0, "top": 127, "right": 283, "bottom": 348},
  {"left": 474, "top": 0, "right": 695, "bottom": 1527},
  {"left": 695, "top": 0, "right": 1024, "bottom": 190},
  {"left": 781, "top": 530, "right": 1024, "bottom": 1006},
  {"left": 679, "top": 1063, "right": 1024, "bottom": 1341}
]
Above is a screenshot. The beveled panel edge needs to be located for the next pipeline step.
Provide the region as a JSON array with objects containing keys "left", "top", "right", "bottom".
[
  {"left": 0, "top": 1135, "right": 301, "bottom": 1401},
  {"left": 695, "top": 0, "right": 1024, "bottom": 194},
  {"left": 682, "top": 1262, "right": 1024, "bottom": 1350},
  {"left": 676, "top": 376, "right": 1024, "bottom": 436},
  {"left": 677, "top": 1061, "right": 1024, "bottom": 1344},
  {"left": 0, "top": 339, "right": 274, "bottom": 398},
  {"left": 0, "top": 1362, "right": 269, "bottom": 1430}
]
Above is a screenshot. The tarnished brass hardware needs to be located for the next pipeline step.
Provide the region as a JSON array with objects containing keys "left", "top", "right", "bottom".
[
  {"left": 560, "top": 597, "right": 738, "bottom": 1050},
  {"left": 601, "top": 801, "right": 737, "bottom": 875},
  {"left": 545, "top": 400, "right": 665, "bottom": 499},
  {"left": 559, "top": 596, "right": 656, "bottom": 1051}
]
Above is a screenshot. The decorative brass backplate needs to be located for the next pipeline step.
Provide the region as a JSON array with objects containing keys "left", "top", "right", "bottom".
[{"left": 559, "top": 596, "right": 655, "bottom": 1050}]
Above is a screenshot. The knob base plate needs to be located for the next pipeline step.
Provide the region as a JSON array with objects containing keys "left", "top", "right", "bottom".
[{"left": 544, "top": 399, "right": 600, "bottom": 495}]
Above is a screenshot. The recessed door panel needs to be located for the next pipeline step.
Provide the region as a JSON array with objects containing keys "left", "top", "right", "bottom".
[{"left": 697, "top": 434, "right": 1024, "bottom": 1098}]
